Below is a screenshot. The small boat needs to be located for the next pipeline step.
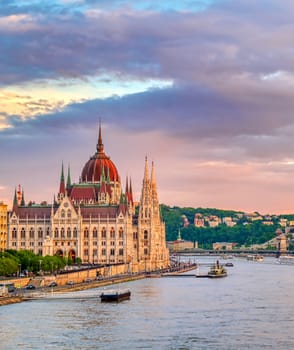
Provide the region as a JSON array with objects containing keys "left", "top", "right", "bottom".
[
  {"left": 225, "top": 262, "right": 234, "bottom": 267},
  {"left": 207, "top": 261, "right": 227, "bottom": 278},
  {"left": 247, "top": 254, "right": 264, "bottom": 262},
  {"left": 277, "top": 255, "right": 294, "bottom": 265},
  {"left": 100, "top": 289, "right": 131, "bottom": 302}
]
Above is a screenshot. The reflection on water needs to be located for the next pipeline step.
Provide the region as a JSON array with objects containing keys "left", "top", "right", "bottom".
[{"left": 1, "top": 257, "right": 294, "bottom": 349}]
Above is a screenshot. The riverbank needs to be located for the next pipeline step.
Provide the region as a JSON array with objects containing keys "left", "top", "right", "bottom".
[
  {"left": 1, "top": 264, "right": 197, "bottom": 306},
  {"left": 0, "top": 296, "right": 23, "bottom": 306}
]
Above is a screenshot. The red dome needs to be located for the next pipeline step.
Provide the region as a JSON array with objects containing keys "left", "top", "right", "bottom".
[
  {"left": 81, "top": 126, "right": 119, "bottom": 182},
  {"left": 81, "top": 155, "right": 119, "bottom": 182}
]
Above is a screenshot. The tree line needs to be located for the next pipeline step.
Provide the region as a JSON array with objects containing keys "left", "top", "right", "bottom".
[
  {"left": 0, "top": 250, "right": 77, "bottom": 277},
  {"left": 160, "top": 204, "right": 279, "bottom": 248}
]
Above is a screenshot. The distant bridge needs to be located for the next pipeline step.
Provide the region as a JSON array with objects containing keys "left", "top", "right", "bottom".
[{"left": 170, "top": 249, "right": 293, "bottom": 256}]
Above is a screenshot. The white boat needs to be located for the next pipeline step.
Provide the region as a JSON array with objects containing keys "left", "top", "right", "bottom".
[
  {"left": 247, "top": 254, "right": 264, "bottom": 262},
  {"left": 277, "top": 255, "right": 294, "bottom": 265}
]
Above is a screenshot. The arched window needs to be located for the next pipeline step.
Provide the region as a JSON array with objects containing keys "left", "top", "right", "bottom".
[
  {"left": 144, "top": 230, "right": 148, "bottom": 240},
  {"left": 119, "top": 227, "right": 124, "bottom": 239},
  {"left": 38, "top": 228, "right": 43, "bottom": 239},
  {"left": 73, "top": 227, "right": 77, "bottom": 238},
  {"left": 110, "top": 227, "right": 115, "bottom": 239},
  {"left": 21, "top": 228, "right": 26, "bottom": 239},
  {"left": 61, "top": 227, "right": 65, "bottom": 238},
  {"left": 12, "top": 228, "right": 17, "bottom": 239},
  {"left": 67, "top": 209, "right": 71, "bottom": 219},
  {"left": 101, "top": 227, "right": 106, "bottom": 239},
  {"left": 61, "top": 209, "right": 65, "bottom": 218},
  {"left": 30, "top": 228, "right": 34, "bottom": 239},
  {"left": 84, "top": 228, "right": 89, "bottom": 239},
  {"left": 93, "top": 227, "right": 98, "bottom": 238},
  {"left": 54, "top": 228, "right": 59, "bottom": 238},
  {"left": 67, "top": 227, "right": 71, "bottom": 238}
]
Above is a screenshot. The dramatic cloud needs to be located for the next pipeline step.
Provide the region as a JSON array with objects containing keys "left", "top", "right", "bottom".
[{"left": 1, "top": 0, "right": 294, "bottom": 213}]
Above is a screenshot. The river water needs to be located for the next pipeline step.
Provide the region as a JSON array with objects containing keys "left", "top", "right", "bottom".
[{"left": 1, "top": 256, "right": 294, "bottom": 350}]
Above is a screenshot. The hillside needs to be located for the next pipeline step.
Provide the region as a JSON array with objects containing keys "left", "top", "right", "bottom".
[{"left": 160, "top": 204, "right": 280, "bottom": 248}]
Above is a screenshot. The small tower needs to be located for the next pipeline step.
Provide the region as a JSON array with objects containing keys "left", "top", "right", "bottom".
[
  {"left": 276, "top": 229, "right": 287, "bottom": 257},
  {"left": 58, "top": 163, "right": 65, "bottom": 201},
  {"left": 17, "top": 185, "right": 22, "bottom": 206},
  {"left": 66, "top": 165, "right": 71, "bottom": 191}
]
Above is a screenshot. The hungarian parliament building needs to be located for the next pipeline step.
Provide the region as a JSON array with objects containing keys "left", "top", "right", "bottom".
[{"left": 7, "top": 126, "right": 169, "bottom": 272}]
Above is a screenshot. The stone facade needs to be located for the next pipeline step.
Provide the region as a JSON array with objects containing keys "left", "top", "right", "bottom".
[
  {"left": 7, "top": 126, "right": 169, "bottom": 272},
  {"left": 0, "top": 202, "right": 7, "bottom": 252}
]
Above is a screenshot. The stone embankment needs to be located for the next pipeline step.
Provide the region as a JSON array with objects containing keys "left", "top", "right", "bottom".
[
  {"left": 0, "top": 296, "right": 23, "bottom": 306},
  {"left": 1, "top": 264, "right": 197, "bottom": 306}
]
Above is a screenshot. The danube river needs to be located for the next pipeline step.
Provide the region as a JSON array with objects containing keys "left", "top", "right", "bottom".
[{"left": 1, "top": 256, "right": 294, "bottom": 350}]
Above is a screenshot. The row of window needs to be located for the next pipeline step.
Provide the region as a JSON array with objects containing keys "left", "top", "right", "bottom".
[
  {"left": 83, "top": 248, "right": 124, "bottom": 256},
  {"left": 10, "top": 227, "right": 146, "bottom": 241},
  {"left": 11, "top": 242, "right": 43, "bottom": 247}
]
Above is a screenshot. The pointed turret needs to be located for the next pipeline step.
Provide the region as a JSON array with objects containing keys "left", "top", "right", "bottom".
[
  {"left": 129, "top": 177, "right": 134, "bottom": 204},
  {"left": 96, "top": 121, "right": 104, "bottom": 155},
  {"left": 151, "top": 161, "right": 159, "bottom": 201},
  {"left": 100, "top": 164, "right": 106, "bottom": 183},
  {"left": 125, "top": 176, "right": 129, "bottom": 196},
  {"left": 151, "top": 161, "right": 160, "bottom": 218},
  {"left": 59, "top": 162, "right": 65, "bottom": 195},
  {"left": 17, "top": 184, "right": 22, "bottom": 205},
  {"left": 143, "top": 156, "right": 149, "bottom": 183},
  {"left": 66, "top": 164, "right": 71, "bottom": 189},
  {"left": 12, "top": 187, "right": 18, "bottom": 210},
  {"left": 20, "top": 189, "right": 25, "bottom": 206},
  {"left": 106, "top": 167, "right": 110, "bottom": 184},
  {"left": 151, "top": 161, "right": 156, "bottom": 186}
]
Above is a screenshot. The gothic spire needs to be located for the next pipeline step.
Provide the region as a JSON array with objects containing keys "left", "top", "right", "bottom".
[
  {"left": 21, "top": 189, "right": 25, "bottom": 206},
  {"left": 66, "top": 164, "right": 71, "bottom": 189},
  {"left": 106, "top": 167, "right": 110, "bottom": 183},
  {"left": 12, "top": 187, "right": 18, "bottom": 210},
  {"left": 144, "top": 156, "right": 149, "bottom": 182},
  {"left": 129, "top": 177, "right": 134, "bottom": 204},
  {"left": 13, "top": 187, "right": 17, "bottom": 206},
  {"left": 151, "top": 161, "right": 156, "bottom": 186},
  {"left": 96, "top": 121, "right": 104, "bottom": 155},
  {"left": 125, "top": 175, "right": 129, "bottom": 195},
  {"left": 59, "top": 162, "right": 65, "bottom": 195}
]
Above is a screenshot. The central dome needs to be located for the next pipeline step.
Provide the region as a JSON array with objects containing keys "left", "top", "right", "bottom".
[{"left": 81, "top": 126, "right": 119, "bottom": 183}]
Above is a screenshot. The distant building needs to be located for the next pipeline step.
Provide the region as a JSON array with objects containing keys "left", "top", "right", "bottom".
[
  {"left": 279, "top": 218, "right": 288, "bottom": 227},
  {"left": 167, "top": 229, "right": 196, "bottom": 251},
  {"left": 182, "top": 215, "right": 189, "bottom": 227},
  {"left": 208, "top": 215, "right": 221, "bottom": 227},
  {"left": 194, "top": 213, "right": 205, "bottom": 227},
  {"left": 213, "top": 242, "right": 234, "bottom": 251},
  {"left": 262, "top": 221, "right": 273, "bottom": 225},
  {"left": 222, "top": 217, "right": 236, "bottom": 227},
  {"left": 0, "top": 201, "right": 7, "bottom": 252}
]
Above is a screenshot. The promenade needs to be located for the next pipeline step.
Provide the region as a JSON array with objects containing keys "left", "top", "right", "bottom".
[{"left": 0, "top": 263, "right": 197, "bottom": 306}]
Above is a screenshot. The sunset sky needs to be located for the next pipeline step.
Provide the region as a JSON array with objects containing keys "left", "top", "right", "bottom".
[{"left": 1, "top": 0, "right": 294, "bottom": 214}]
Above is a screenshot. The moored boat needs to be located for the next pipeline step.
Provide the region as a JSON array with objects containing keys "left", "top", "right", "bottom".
[
  {"left": 247, "top": 254, "right": 264, "bottom": 262},
  {"left": 100, "top": 288, "right": 131, "bottom": 302},
  {"left": 207, "top": 261, "right": 227, "bottom": 278}
]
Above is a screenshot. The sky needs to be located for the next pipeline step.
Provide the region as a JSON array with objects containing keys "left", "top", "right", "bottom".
[{"left": 1, "top": 0, "right": 294, "bottom": 214}]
